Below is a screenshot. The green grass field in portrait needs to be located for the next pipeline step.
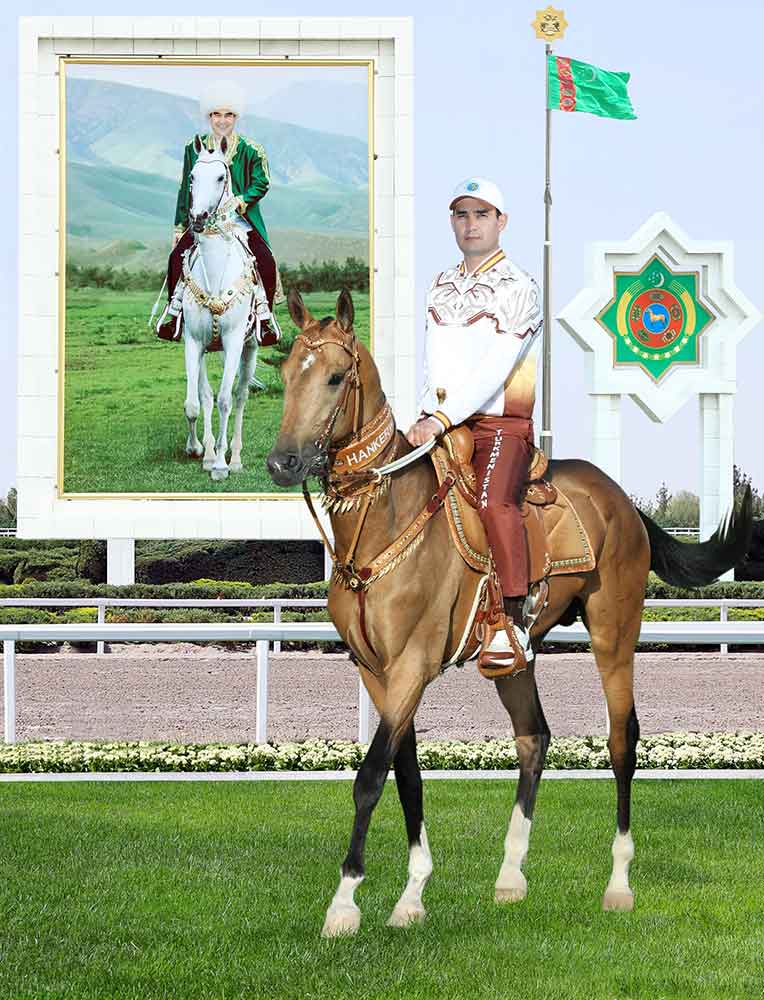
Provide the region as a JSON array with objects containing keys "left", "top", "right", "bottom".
[{"left": 62, "top": 289, "right": 371, "bottom": 495}]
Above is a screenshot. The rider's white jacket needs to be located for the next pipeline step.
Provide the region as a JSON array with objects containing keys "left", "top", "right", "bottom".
[{"left": 419, "top": 249, "right": 542, "bottom": 429}]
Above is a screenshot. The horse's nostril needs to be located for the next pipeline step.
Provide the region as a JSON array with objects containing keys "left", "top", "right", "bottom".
[{"left": 285, "top": 454, "right": 299, "bottom": 471}]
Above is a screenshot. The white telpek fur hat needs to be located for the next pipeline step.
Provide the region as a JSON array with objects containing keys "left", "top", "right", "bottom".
[{"left": 199, "top": 81, "right": 246, "bottom": 120}]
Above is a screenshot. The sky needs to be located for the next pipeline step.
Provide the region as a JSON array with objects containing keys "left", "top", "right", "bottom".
[{"left": 3, "top": 0, "right": 763, "bottom": 505}]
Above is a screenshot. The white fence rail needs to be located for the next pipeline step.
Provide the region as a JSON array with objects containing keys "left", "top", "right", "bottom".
[
  {"left": 2, "top": 619, "right": 764, "bottom": 748},
  {"left": 2, "top": 597, "right": 761, "bottom": 657}
]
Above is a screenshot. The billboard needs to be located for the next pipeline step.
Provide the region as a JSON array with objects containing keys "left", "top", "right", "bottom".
[{"left": 17, "top": 18, "right": 415, "bottom": 539}]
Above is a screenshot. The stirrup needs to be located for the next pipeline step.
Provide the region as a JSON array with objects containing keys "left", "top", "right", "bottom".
[
  {"left": 477, "top": 614, "right": 533, "bottom": 679},
  {"left": 156, "top": 308, "right": 183, "bottom": 342}
]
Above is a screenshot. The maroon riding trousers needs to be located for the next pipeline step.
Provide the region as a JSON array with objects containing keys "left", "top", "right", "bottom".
[{"left": 469, "top": 415, "right": 534, "bottom": 599}]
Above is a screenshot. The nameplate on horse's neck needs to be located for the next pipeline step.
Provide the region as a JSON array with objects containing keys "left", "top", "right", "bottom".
[{"left": 331, "top": 403, "right": 395, "bottom": 476}]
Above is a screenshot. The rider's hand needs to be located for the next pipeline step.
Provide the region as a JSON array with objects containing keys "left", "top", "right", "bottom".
[{"left": 405, "top": 417, "right": 443, "bottom": 447}]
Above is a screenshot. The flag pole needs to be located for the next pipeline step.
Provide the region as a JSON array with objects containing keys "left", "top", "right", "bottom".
[
  {"left": 532, "top": 6, "right": 567, "bottom": 459},
  {"left": 541, "top": 40, "right": 553, "bottom": 459}
]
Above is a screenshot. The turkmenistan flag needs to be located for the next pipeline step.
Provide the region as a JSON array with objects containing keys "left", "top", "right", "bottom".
[{"left": 547, "top": 55, "right": 636, "bottom": 120}]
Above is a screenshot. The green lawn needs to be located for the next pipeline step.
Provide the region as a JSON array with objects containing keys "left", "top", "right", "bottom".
[
  {"left": 1, "top": 780, "right": 762, "bottom": 999},
  {"left": 62, "top": 289, "right": 371, "bottom": 495}
]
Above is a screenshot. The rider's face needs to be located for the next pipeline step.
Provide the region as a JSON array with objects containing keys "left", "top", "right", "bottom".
[
  {"left": 209, "top": 110, "right": 237, "bottom": 138},
  {"left": 450, "top": 197, "right": 507, "bottom": 265}
]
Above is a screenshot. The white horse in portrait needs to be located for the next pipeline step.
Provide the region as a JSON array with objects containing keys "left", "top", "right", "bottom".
[{"left": 180, "top": 135, "right": 271, "bottom": 481}]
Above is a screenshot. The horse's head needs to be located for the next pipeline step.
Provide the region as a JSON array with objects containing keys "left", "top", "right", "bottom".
[
  {"left": 189, "top": 134, "right": 231, "bottom": 233},
  {"left": 267, "top": 289, "right": 383, "bottom": 488}
]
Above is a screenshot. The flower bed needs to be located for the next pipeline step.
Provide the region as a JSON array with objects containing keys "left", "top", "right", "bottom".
[{"left": 1, "top": 732, "right": 762, "bottom": 773}]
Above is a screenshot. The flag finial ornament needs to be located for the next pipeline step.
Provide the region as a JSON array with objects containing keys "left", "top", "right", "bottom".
[{"left": 532, "top": 6, "right": 568, "bottom": 41}]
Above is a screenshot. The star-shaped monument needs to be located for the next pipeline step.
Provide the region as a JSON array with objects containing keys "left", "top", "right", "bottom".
[{"left": 557, "top": 212, "right": 761, "bottom": 422}]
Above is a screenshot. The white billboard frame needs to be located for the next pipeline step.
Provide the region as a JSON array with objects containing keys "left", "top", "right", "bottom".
[{"left": 17, "top": 16, "right": 415, "bottom": 542}]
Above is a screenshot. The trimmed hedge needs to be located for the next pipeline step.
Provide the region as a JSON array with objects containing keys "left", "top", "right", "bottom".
[
  {"left": 0, "top": 733, "right": 762, "bottom": 773},
  {"left": 0, "top": 579, "right": 330, "bottom": 600}
]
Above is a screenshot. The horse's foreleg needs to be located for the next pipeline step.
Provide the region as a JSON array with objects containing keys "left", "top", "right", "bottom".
[
  {"left": 493, "top": 664, "right": 550, "bottom": 903},
  {"left": 211, "top": 334, "right": 244, "bottom": 481},
  {"left": 585, "top": 587, "right": 642, "bottom": 913},
  {"left": 322, "top": 663, "right": 426, "bottom": 938},
  {"left": 198, "top": 359, "right": 216, "bottom": 470},
  {"left": 184, "top": 337, "right": 203, "bottom": 458},
  {"left": 321, "top": 719, "right": 393, "bottom": 937},
  {"left": 387, "top": 723, "right": 432, "bottom": 928},
  {"left": 229, "top": 343, "right": 257, "bottom": 473}
]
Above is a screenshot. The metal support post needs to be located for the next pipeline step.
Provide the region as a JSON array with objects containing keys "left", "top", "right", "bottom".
[
  {"left": 720, "top": 603, "right": 728, "bottom": 656},
  {"left": 273, "top": 603, "right": 282, "bottom": 654},
  {"left": 4, "top": 640, "right": 16, "bottom": 744},
  {"left": 97, "top": 604, "right": 105, "bottom": 655},
  {"left": 256, "top": 639, "right": 269, "bottom": 744},
  {"left": 358, "top": 677, "right": 370, "bottom": 744}
]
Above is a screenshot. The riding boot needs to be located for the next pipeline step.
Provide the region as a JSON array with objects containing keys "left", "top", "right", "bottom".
[
  {"left": 156, "top": 282, "right": 186, "bottom": 342},
  {"left": 477, "top": 594, "right": 533, "bottom": 679}
]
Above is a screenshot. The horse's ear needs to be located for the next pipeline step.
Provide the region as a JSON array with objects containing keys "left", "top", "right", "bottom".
[
  {"left": 220, "top": 135, "right": 228, "bottom": 155},
  {"left": 336, "top": 289, "right": 354, "bottom": 333},
  {"left": 287, "top": 289, "right": 313, "bottom": 330},
  {"left": 193, "top": 134, "right": 202, "bottom": 154}
]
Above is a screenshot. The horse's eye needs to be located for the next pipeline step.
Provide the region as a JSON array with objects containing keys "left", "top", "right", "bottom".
[
  {"left": 218, "top": 175, "right": 224, "bottom": 182},
  {"left": 328, "top": 372, "right": 345, "bottom": 387}
]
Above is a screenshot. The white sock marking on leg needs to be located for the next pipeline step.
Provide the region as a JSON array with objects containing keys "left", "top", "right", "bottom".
[
  {"left": 389, "top": 823, "right": 433, "bottom": 924},
  {"left": 496, "top": 803, "right": 532, "bottom": 896},
  {"left": 606, "top": 829, "right": 634, "bottom": 895}
]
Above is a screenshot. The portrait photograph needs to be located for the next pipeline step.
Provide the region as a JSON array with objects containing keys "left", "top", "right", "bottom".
[{"left": 60, "top": 59, "right": 372, "bottom": 497}]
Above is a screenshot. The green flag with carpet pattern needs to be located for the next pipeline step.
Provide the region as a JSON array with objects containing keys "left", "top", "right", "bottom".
[{"left": 547, "top": 55, "right": 636, "bottom": 120}]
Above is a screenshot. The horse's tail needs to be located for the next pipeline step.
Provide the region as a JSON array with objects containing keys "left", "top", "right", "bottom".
[{"left": 637, "top": 486, "right": 752, "bottom": 588}]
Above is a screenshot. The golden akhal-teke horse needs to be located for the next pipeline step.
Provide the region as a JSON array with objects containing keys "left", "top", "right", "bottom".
[{"left": 267, "top": 290, "right": 752, "bottom": 937}]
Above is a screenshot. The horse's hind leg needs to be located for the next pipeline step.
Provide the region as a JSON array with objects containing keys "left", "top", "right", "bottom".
[
  {"left": 198, "top": 359, "right": 216, "bottom": 470},
  {"left": 387, "top": 722, "right": 433, "bottom": 928},
  {"left": 229, "top": 342, "right": 257, "bottom": 473},
  {"left": 583, "top": 581, "right": 643, "bottom": 912},
  {"left": 493, "top": 663, "right": 551, "bottom": 903},
  {"left": 322, "top": 662, "right": 426, "bottom": 938}
]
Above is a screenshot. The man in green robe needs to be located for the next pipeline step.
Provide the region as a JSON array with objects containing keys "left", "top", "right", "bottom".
[{"left": 157, "top": 81, "right": 278, "bottom": 345}]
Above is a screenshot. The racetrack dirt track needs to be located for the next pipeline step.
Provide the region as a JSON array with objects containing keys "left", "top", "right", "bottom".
[{"left": 7, "top": 647, "right": 764, "bottom": 743}]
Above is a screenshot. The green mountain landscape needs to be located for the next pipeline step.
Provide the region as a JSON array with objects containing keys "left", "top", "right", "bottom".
[{"left": 65, "top": 77, "right": 369, "bottom": 266}]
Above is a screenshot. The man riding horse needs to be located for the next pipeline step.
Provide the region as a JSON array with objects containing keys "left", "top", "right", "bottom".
[
  {"left": 406, "top": 177, "right": 542, "bottom": 675},
  {"left": 156, "top": 80, "right": 279, "bottom": 346}
]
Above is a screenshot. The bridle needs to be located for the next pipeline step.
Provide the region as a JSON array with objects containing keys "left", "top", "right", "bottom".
[
  {"left": 293, "top": 325, "right": 364, "bottom": 476},
  {"left": 293, "top": 321, "right": 454, "bottom": 667},
  {"left": 190, "top": 155, "right": 234, "bottom": 235}
]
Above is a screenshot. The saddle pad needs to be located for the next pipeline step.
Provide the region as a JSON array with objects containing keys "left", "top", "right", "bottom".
[{"left": 529, "top": 485, "right": 597, "bottom": 576}]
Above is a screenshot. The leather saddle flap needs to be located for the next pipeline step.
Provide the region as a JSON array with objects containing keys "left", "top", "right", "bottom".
[
  {"left": 524, "top": 485, "right": 597, "bottom": 576},
  {"left": 431, "top": 439, "right": 491, "bottom": 575}
]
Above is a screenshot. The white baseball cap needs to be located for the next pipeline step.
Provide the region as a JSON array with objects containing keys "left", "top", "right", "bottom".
[{"left": 449, "top": 177, "right": 505, "bottom": 214}]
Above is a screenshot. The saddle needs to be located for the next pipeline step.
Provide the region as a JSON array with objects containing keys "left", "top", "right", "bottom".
[{"left": 429, "top": 425, "right": 596, "bottom": 676}]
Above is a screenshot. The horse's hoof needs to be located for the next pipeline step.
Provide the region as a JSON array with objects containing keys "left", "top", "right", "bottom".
[
  {"left": 495, "top": 868, "right": 527, "bottom": 903},
  {"left": 321, "top": 904, "right": 361, "bottom": 938},
  {"left": 602, "top": 888, "right": 634, "bottom": 912},
  {"left": 186, "top": 446, "right": 203, "bottom": 458},
  {"left": 228, "top": 462, "right": 243, "bottom": 473},
  {"left": 210, "top": 468, "right": 229, "bottom": 482},
  {"left": 387, "top": 903, "right": 426, "bottom": 928},
  {"left": 202, "top": 459, "right": 215, "bottom": 471}
]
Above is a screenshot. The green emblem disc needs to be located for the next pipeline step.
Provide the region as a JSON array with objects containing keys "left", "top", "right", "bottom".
[{"left": 595, "top": 255, "right": 715, "bottom": 382}]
